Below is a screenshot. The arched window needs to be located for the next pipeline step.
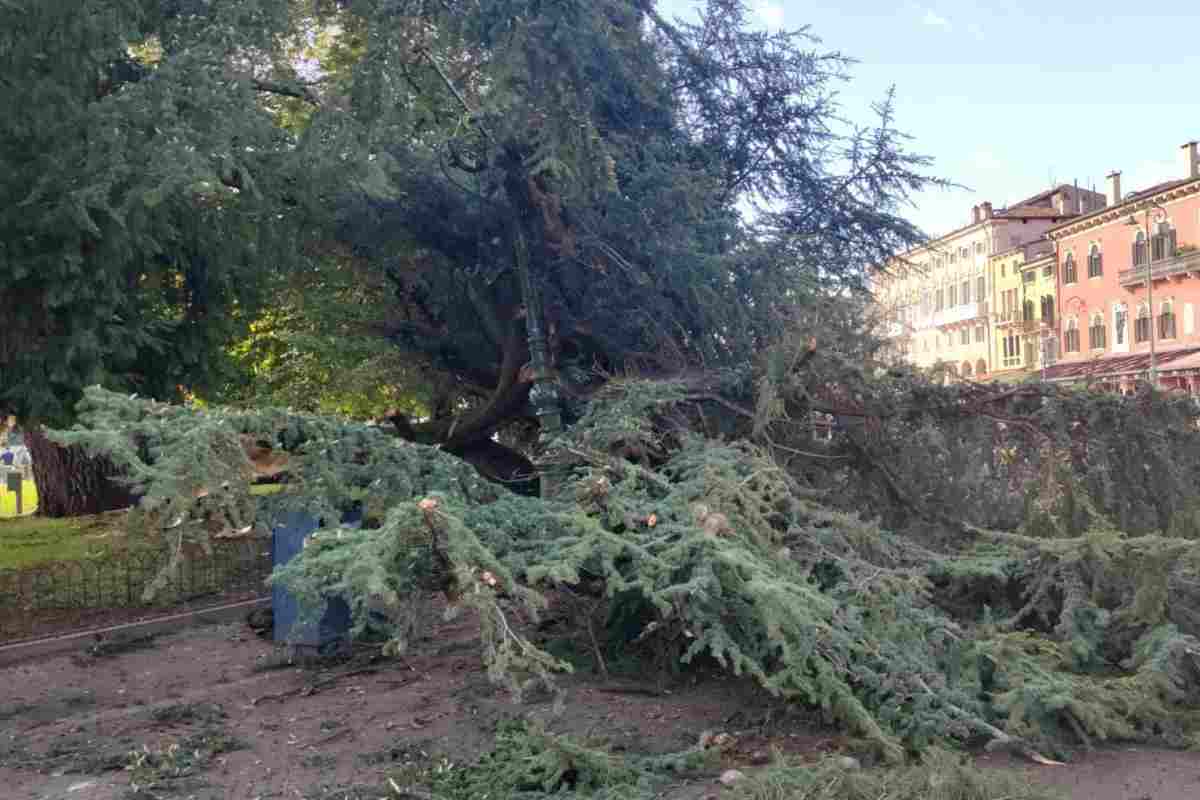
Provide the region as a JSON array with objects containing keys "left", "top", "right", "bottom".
[
  {"left": 1065, "top": 317, "right": 1080, "bottom": 352},
  {"left": 1087, "top": 244, "right": 1102, "bottom": 278},
  {"left": 1089, "top": 312, "right": 1106, "bottom": 350},
  {"left": 1063, "top": 252, "right": 1077, "bottom": 284},
  {"left": 976, "top": 358, "right": 987, "bottom": 377},
  {"left": 1159, "top": 299, "right": 1177, "bottom": 339},
  {"left": 1135, "top": 303, "right": 1151, "bottom": 343},
  {"left": 1133, "top": 231, "right": 1148, "bottom": 267},
  {"left": 962, "top": 362, "right": 973, "bottom": 378},
  {"left": 1114, "top": 304, "right": 1128, "bottom": 346},
  {"left": 1152, "top": 222, "right": 1177, "bottom": 262}
]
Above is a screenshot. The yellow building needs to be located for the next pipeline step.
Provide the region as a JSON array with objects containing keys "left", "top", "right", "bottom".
[
  {"left": 873, "top": 184, "right": 1104, "bottom": 380},
  {"left": 990, "top": 242, "right": 1059, "bottom": 378}
]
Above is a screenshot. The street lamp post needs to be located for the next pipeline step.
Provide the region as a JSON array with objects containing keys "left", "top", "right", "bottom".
[{"left": 1125, "top": 199, "right": 1169, "bottom": 388}]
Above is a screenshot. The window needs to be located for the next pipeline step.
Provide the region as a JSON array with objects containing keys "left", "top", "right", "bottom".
[
  {"left": 1115, "top": 306, "right": 1127, "bottom": 346},
  {"left": 948, "top": 284, "right": 957, "bottom": 307},
  {"left": 1063, "top": 253, "right": 1077, "bottom": 284},
  {"left": 961, "top": 279, "right": 970, "bottom": 304},
  {"left": 976, "top": 276, "right": 986, "bottom": 302},
  {"left": 1041, "top": 295, "right": 1055, "bottom": 325},
  {"left": 1001, "top": 264, "right": 1006, "bottom": 277},
  {"left": 935, "top": 288, "right": 944, "bottom": 311},
  {"left": 1135, "top": 305, "right": 1151, "bottom": 343},
  {"left": 975, "top": 242, "right": 983, "bottom": 254},
  {"left": 1160, "top": 300, "right": 1177, "bottom": 339},
  {"left": 963, "top": 362, "right": 973, "bottom": 378},
  {"left": 1089, "top": 313, "right": 1106, "bottom": 350},
  {"left": 1065, "top": 318, "right": 1080, "bottom": 353},
  {"left": 1043, "top": 262, "right": 1054, "bottom": 279},
  {"left": 949, "top": 250, "right": 957, "bottom": 265},
  {"left": 1087, "top": 244, "right": 1102, "bottom": 278},
  {"left": 1023, "top": 299, "right": 1035, "bottom": 322},
  {"left": 1151, "top": 223, "right": 1177, "bottom": 262},
  {"left": 1002, "top": 333, "right": 1021, "bottom": 366},
  {"left": 960, "top": 328, "right": 970, "bottom": 345},
  {"left": 975, "top": 325, "right": 985, "bottom": 343}
]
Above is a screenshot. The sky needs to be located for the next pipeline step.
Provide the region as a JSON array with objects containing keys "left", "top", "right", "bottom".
[{"left": 657, "top": 0, "right": 1200, "bottom": 239}]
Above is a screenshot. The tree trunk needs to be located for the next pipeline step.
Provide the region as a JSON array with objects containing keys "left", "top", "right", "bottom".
[{"left": 25, "top": 428, "right": 136, "bottom": 517}]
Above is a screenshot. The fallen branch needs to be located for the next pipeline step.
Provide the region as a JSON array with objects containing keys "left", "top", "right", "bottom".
[{"left": 912, "top": 676, "right": 1063, "bottom": 766}]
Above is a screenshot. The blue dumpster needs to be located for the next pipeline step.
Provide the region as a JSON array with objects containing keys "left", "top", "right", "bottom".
[{"left": 271, "top": 510, "right": 354, "bottom": 657}]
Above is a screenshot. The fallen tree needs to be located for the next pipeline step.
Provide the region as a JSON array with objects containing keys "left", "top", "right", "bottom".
[{"left": 51, "top": 364, "right": 1200, "bottom": 764}]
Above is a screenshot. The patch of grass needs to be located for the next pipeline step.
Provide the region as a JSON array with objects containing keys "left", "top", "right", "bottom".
[
  {"left": 729, "top": 749, "right": 1064, "bottom": 800},
  {"left": 0, "top": 510, "right": 132, "bottom": 569},
  {"left": 0, "top": 478, "right": 38, "bottom": 517}
]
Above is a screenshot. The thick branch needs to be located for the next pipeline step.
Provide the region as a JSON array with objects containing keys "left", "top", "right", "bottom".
[{"left": 251, "top": 78, "right": 321, "bottom": 106}]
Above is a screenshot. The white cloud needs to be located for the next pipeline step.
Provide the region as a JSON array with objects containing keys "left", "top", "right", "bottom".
[
  {"left": 922, "top": 9, "right": 952, "bottom": 30},
  {"left": 753, "top": 1, "right": 785, "bottom": 29}
]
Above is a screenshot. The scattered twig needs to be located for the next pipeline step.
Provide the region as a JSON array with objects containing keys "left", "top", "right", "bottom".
[{"left": 251, "top": 666, "right": 380, "bottom": 706}]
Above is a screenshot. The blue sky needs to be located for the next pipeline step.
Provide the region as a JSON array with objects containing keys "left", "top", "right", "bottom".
[{"left": 657, "top": 0, "right": 1200, "bottom": 238}]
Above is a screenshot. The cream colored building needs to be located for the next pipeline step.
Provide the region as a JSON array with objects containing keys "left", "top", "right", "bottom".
[
  {"left": 873, "top": 185, "right": 1105, "bottom": 379},
  {"left": 990, "top": 242, "right": 1059, "bottom": 378}
]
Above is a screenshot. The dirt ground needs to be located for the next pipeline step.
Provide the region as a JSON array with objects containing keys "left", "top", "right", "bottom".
[{"left": 1, "top": 609, "right": 1198, "bottom": 800}]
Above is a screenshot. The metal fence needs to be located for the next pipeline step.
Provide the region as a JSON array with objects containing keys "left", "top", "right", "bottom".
[{"left": 0, "top": 538, "right": 272, "bottom": 644}]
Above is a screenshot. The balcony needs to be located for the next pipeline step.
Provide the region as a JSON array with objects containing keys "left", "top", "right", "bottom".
[
  {"left": 932, "top": 301, "right": 986, "bottom": 327},
  {"left": 1118, "top": 248, "right": 1200, "bottom": 288}
]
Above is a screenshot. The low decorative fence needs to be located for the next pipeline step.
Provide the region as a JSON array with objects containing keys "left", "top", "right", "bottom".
[{"left": 0, "top": 538, "right": 272, "bottom": 644}]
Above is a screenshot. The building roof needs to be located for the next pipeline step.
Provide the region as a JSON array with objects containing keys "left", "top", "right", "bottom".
[
  {"left": 1042, "top": 346, "right": 1200, "bottom": 382},
  {"left": 1048, "top": 177, "right": 1200, "bottom": 237}
]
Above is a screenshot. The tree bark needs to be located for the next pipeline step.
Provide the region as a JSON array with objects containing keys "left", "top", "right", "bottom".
[{"left": 25, "top": 428, "right": 136, "bottom": 517}]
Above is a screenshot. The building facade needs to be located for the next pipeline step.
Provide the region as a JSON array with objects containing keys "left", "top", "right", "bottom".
[
  {"left": 1045, "top": 142, "right": 1200, "bottom": 392},
  {"left": 874, "top": 184, "right": 1104, "bottom": 378},
  {"left": 990, "top": 242, "right": 1058, "bottom": 378}
]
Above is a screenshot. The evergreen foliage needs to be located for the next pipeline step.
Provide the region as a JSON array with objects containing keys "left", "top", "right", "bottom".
[{"left": 54, "top": 372, "right": 1200, "bottom": 764}]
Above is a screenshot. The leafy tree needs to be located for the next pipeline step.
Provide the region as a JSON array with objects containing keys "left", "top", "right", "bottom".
[{"left": 0, "top": 0, "right": 336, "bottom": 513}]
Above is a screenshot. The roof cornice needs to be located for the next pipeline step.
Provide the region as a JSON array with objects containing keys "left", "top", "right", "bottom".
[{"left": 1048, "top": 178, "right": 1200, "bottom": 240}]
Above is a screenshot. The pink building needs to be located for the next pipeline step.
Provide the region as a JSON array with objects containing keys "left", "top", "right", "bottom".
[{"left": 1045, "top": 141, "right": 1200, "bottom": 392}]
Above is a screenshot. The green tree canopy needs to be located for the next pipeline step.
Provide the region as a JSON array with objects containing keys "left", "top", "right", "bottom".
[{"left": 0, "top": 0, "right": 334, "bottom": 425}]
